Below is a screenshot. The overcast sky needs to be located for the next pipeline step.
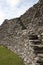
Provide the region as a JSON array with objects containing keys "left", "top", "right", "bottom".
[{"left": 0, "top": 0, "right": 39, "bottom": 25}]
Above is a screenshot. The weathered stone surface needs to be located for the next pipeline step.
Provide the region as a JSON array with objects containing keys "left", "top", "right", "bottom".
[
  {"left": 39, "top": 0, "right": 43, "bottom": 2},
  {"left": 0, "top": 0, "right": 43, "bottom": 65}
]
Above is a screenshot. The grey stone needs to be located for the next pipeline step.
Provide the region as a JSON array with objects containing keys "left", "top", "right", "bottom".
[{"left": 0, "top": 0, "right": 43, "bottom": 65}]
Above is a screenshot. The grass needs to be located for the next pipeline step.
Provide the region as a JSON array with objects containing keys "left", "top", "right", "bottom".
[{"left": 0, "top": 46, "right": 25, "bottom": 65}]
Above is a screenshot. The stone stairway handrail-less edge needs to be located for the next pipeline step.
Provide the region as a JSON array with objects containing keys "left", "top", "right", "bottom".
[{"left": 29, "top": 34, "right": 43, "bottom": 65}]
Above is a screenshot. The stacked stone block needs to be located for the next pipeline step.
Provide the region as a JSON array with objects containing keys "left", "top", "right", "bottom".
[{"left": 29, "top": 33, "right": 43, "bottom": 65}]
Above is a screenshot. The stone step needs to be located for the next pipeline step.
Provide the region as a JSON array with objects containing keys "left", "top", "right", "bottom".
[
  {"left": 31, "top": 45, "right": 43, "bottom": 47},
  {"left": 29, "top": 40, "right": 41, "bottom": 45},
  {"left": 33, "top": 46, "right": 43, "bottom": 54},
  {"left": 37, "top": 58, "right": 43, "bottom": 62},
  {"left": 37, "top": 60, "right": 43, "bottom": 65},
  {"left": 34, "top": 51, "right": 43, "bottom": 54},
  {"left": 29, "top": 39, "right": 40, "bottom": 42},
  {"left": 29, "top": 34, "right": 38, "bottom": 40},
  {"left": 37, "top": 57, "right": 43, "bottom": 61},
  {"left": 38, "top": 54, "right": 43, "bottom": 58},
  {"left": 33, "top": 46, "right": 43, "bottom": 50}
]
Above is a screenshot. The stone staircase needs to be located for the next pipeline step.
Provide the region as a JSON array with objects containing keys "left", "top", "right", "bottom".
[{"left": 29, "top": 33, "right": 43, "bottom": 65}]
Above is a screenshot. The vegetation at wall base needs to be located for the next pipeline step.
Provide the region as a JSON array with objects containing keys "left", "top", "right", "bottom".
[{"left": 0, "top": 46, "right": 25, "bottom": 65}]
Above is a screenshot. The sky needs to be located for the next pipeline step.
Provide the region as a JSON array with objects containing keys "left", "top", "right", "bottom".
[{"left": 0, "top": 0, "right": 39, "bottom": 25}]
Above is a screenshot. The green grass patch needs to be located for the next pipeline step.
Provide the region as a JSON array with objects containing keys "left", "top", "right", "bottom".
[{"left": 0, "top": 46, "right": 25, "bottom": 65}]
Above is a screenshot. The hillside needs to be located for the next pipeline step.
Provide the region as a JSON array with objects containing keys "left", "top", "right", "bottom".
[{"left": 0, "top": 0, "right": 43, "bottom": 65}]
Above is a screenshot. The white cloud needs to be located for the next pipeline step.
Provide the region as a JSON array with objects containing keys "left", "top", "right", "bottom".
[
  {"left": 0, "top": 0, "right": 21, "bottom": 25},
  {"left": 0, "top": 7, "right": 5, "bottom": 25},
  {"left": 6, "top": 0, "right": 20, "bottom": 7},
  {"left": 0, "top": 0, "right": 39, "bottom": 25}
]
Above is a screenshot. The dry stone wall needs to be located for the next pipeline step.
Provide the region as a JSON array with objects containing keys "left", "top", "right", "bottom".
[
  {"left": 0, "top": 30, "right": 43, "bottom": 65},
  {"left": 0, "top": 0, "right": 43, "bottom": 65}
]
